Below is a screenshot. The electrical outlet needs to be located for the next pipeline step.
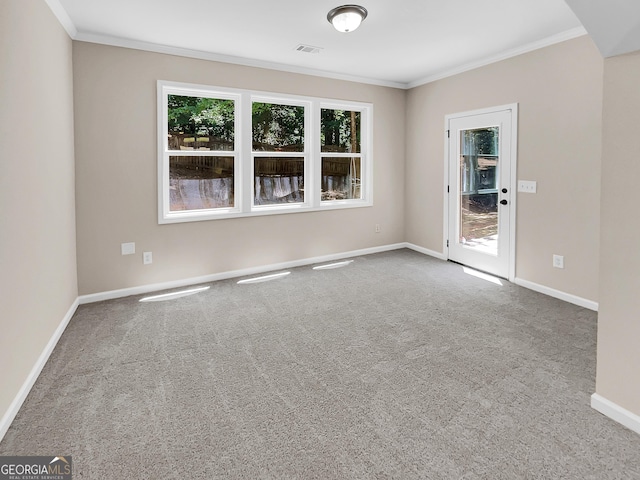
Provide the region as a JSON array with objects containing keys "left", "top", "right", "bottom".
[
  {"left": 143, "top": 252, "right": 153, "bottom": 265},
  {"left": 518, "top": 180, "right": 537, "bottom": 193},
  {"left": 121, "top": 242, "right": 135, "bottom": 255},
  {"left": 553, "top": 254, "right": 564, "bottom": 269},
  {"left": 375, "top": 224, "right": 381, "bottom": 233}
]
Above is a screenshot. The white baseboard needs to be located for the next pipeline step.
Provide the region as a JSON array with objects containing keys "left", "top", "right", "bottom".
[
  {"left": 514, "top": 277, "right": 598, "bottom": 311},
  {"left": 79, "top": 243, "right": 408, "bottom": 304},
  {"left": 404, "top": 242, "right": 447, "bottom": 261},
  {"left": 4, "top": 245, "right": 411, "bottom": 441},
  {"left": 401, "top": 244, "right": 597, "bottom": 311},
  {"left": 591, "top": 393, "right": 640, "bottom": 436},
  {"left": 0, "top": 245, "right": 618, "bottom": 445},
  {"left": 0, "top": 298, "right": 80, "bottom": 442}
]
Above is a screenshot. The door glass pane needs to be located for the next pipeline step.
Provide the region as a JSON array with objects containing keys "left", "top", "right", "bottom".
[{"left": 459, "top": 127, "right": 499, "bottom": 255}]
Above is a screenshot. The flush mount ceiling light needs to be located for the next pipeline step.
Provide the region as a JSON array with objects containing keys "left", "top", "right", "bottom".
[{"left": 327, "top": 5, "right": 368, "bottom": 33}]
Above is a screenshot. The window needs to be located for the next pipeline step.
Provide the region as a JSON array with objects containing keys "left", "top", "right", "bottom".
[
  {"left": 160, "top": 87, "right": 240, "bottom": 218},
  {"left": 252, "top": 100, "right": 308, "bottom": 206},
  {"left": 321, "top": 108, "right": 362, "bottom": 201},
  {"left": 158, "top": 81, "right": 372, "bottom": 223}
]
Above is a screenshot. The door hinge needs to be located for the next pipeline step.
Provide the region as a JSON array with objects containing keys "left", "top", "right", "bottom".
[
  {"left": 447, "top": 130, "right": 450, "bottom": 138},
  {"left": 447, "top": 185, "right": 450, "bottom": 193},
  {"left": 446, "top": 239, "right": 449, "bottom": 247}
]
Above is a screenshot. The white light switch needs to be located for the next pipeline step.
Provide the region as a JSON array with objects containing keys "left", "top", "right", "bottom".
[
  {"left": 121, "top": 242, "right": 135, "bottom": 255},
  {"left": 518, "top": 180, "right": 537, "bottom": 193}
]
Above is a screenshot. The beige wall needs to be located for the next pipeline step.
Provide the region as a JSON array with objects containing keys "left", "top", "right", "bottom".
[
  {"left": 3, "top": 2, "right": 636, "bottom": 434},
  {"left": 405, "top": 36, "right": 603, "bottom": 302},
  {"left": 596, "top": 51, "right": 640, "bottom": 416},
  {"left": 0, "top": 1, "right": 77, "bottom": 423},
  {"left": 73, "top": 43, "right": 406, "bottom": 295}
]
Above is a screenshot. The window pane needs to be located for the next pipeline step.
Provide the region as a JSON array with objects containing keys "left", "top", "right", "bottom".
[
  {"left": 252, "top": 102, "right": 304, "bottom": 152},
  {"left": 169, "top": 156, "right": 234, "bottom": 211},
  {"left": 254, "top": 157, "right": 304, "bottom": 205},
  {"left": 321, "top": 109, "right": 361, "bottom": 153},
  {"left": 321, "top": 157, "right": 361, "bottom": 200},
  {"left": 168, "top": 95, "right": 234, "bottom": 151}
]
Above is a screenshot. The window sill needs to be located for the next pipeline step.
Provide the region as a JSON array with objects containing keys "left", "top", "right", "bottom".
[{"left": 159, "top": 200, "right": 372, "bottom": 224}]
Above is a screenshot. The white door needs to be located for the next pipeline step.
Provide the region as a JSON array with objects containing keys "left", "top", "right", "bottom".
[{"left": 446, "top": 106, "right": 517, "bottom": 279}]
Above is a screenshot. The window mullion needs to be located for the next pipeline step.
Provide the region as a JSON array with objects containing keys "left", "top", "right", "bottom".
[
  {"left": 241, "top": 92, "right": 253, "bottom": 213},
  {"left": 363, "top": 106, "right": 372, "bottom": 203}
]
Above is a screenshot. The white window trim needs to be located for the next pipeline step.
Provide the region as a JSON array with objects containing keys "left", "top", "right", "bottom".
[
  {"left": 250, "top": 95, "right": 312, "bottom": 212},
  {"left": 158, "top": 80, "right": 373, "bottom": 224},
  {"left": 317, "top": 101, "right": 372, "bottom": 209}
]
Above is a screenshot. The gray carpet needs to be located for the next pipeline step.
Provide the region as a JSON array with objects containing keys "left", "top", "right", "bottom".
[{"left": 1, "top": 249, "right": 639, "bottom": 479}]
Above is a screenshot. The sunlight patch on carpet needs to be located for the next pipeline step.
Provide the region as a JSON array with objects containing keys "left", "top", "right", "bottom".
[
  {"left": 237, "top": 271, "right": 291, "bottom": 284},
  {"left": 462, "top": 267, "right": 503, "bottom": 285},
  {"left": 312, "top": 260, "right": 354, "bottom": 270},
  {"left": 139, "top": 285, "right": 211, "bottom": 302}
]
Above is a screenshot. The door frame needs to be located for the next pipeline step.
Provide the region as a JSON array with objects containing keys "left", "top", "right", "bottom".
[{"left": 443, "top": 103, "right": 518, "bottom": 282}]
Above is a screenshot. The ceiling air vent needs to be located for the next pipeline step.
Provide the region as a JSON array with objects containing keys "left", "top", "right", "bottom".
[{"left": 295, "top": 44, "right": 322, "bottom": 54}]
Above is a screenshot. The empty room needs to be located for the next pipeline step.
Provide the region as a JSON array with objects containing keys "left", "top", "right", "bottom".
[{"left": 1, "top": 0, "right": 639, "bottom": 478}]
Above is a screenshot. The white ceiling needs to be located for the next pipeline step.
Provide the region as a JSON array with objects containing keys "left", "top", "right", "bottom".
[
  {"left": 564, "top": 0, "right": 640, "bottom": 57},
  {"left": 49, "top": 0, "right": 590, "bottom": 88}
]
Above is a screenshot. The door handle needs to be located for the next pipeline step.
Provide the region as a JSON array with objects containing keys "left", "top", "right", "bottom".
[{"left": 500, "top": 199, "right": 508, "bottom": 205}]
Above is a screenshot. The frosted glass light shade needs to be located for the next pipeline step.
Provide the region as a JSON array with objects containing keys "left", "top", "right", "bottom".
[{"left": 327, "top": 5, "right": 368, "bottom": 33}]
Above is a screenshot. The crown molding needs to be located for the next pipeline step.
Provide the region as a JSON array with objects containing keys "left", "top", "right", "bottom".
[
  {"left": 43, "top": 1, "right": 588, "bottom": 91},
  {"left": 43, "top": 0, "right": 77, "bottom": 38},
  {"left": 407, "top": 26, "right": 588, "bottom": 89},
  {"left": 73, "top": 32, "right": 408, "bottom": 90}
]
